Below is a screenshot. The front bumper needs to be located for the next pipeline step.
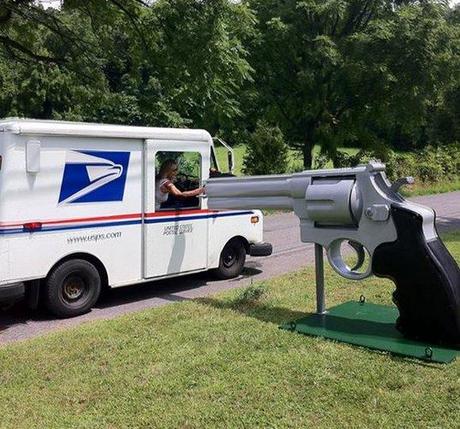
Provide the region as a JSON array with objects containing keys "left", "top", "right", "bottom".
[
  {"left": 0, "top": 282, "right": 25, "bottom": 303},
  {"left": 249, "top": 242, "right": 273, "bottom": 257}
]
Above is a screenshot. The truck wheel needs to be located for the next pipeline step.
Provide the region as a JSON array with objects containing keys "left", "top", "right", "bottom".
[
  {"left": 44, "top": 259, "right": 101, "bottom": 318},
  {"left": 213, "top": 238, "right": 246, "bottom": 279}
]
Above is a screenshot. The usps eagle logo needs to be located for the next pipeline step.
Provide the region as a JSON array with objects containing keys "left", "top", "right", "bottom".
[{"left": 58, "top": 150, "right": 130, "bottom": 204}]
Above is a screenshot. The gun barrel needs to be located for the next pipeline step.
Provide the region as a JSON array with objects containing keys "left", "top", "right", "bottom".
[
  {"left": 206, "top": 174, "right": 297, "bottom": 210},
  {"left": 206, "top": 174, "right": 293, "bottom": 197},
  {"left": 206, "top": 173, "right": 362, "bottom": 226}
]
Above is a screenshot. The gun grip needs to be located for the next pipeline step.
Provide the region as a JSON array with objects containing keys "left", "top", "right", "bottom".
[{"left": 372, "top": 206, "right": 460, "bottom": 345}]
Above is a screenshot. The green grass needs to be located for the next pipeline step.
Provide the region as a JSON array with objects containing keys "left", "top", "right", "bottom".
[
  {"left": 215, "top": 144, "right": 357, "bottom": 175},
  {"left": 1, "top": 232, "right": 459, "bottom": 428},
  {"left": 401, "top": 178, "right": 460, "bottom": 197},
  {"left": 214, "top": 144, "right": 247, "bottom": 176}
]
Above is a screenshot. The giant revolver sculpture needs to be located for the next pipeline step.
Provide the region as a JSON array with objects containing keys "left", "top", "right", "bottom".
[{"left": 206, "top": 162, "right": 460, "bottom": 345}]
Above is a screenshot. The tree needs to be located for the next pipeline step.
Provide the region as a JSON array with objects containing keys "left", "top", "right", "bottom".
[
  {"left": 246, "top": 0, "right": 457, "bottom": 168},
  {"left": 242, "top": 121, "right": 289, "bottom": 175},
  {"left": 0, "top": 0, "right": 149, "bottom": 65},
  {"left": 427, "top": 4, "right": 460, "bottom": 146},
  {"left": 0, "top": 0, "right": 254, "bottom": 132},
  {"left": 144, "top": 0, "right": 254, "bottom": 132}
]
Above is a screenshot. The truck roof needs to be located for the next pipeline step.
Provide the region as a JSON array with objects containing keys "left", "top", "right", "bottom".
[{"left": 0, "top": 118, "right": 211, "bottom": 142}]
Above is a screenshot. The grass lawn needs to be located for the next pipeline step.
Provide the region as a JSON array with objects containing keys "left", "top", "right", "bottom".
[
  {"left": 0, "top": 232, "right": 459, "bottom": 428},
  {"left": 401, "top": 178, "right": 460, "bottom": 197},
  {"left": 214, "top": 144, "right": 247, "bottom": 176},
  {"left": 214, "top": 144, "right": 356, "bottom": 176}
]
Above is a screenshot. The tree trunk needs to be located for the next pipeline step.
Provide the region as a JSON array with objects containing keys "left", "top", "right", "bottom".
[
  {"left": 302, "top": 129, "right": 314, "bottom": 169},
  {"left": 303, "top": 146, "right": 313, "bottom": 169}
]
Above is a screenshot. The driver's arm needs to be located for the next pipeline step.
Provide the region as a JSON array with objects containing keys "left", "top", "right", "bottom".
[{"left": 162, "top": 181, "right": 204, "bottom": 198}]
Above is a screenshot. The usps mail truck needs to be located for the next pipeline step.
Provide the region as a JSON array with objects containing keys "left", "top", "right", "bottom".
[{"left": 0, "top": 118, "right": 271, "bottom": 317}]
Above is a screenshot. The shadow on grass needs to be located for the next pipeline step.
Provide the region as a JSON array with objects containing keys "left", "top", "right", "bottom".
[
  {"left": 197, "top": 296, "right": 399, "bottom": 341},
  {"left": 196, "top": 295, "right": 307, "bottom": 326},
  {"left": 196, "top": 295, "right": 460, "bottom": 361},
  {"left": 440, "top": 228, "right": 460, "bottom": 243}
]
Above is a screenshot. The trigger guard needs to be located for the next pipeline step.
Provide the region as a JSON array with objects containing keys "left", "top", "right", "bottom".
[
  {"left": 347, "top": 240, "right": 366, "bottom": 271},
  {"left": 327, "top": 239, "right": 372, "bottom": 280}
]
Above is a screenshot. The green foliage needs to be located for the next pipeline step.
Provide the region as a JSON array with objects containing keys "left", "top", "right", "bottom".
[
  {"left": 149, "top": 0, "right": 255, "bottom": 132},
  {"left": 413, "top": 144, "right": 460, "bottom": 182},
  {"left": 245, "top": 0, "right": 460, "bottom": 167},
  {"left": 242, "top": 121, "right": 289, "bottom": 175},
  {"left": 0, "top": 0, "right": 459, "bottom": 169},
  {"left": 0, "top": 0, "right": 254, "bottom": 131},
  {"left": 331, "top": 144, "right": 460, "bottom": 184},
  {"left": 429, "top": 84, "right": 460, "bottom": 145},
  {"left": 382, "top": 152, "right": 418, "bottom": 183},
  {"left": 313, "top": 152, "right": 330, "bottom": 170}
]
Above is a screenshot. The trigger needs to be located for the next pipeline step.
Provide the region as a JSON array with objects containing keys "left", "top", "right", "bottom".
[{"left": 348, "top": 240, "right": 365, "bottom": 271}]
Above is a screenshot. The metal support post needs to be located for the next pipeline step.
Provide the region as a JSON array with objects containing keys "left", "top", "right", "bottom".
[{"left": 315, "top": 243, "right": 326, "bottom": 314}]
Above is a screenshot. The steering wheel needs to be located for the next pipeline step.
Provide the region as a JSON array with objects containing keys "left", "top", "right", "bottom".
[
  {"left": 176, "top": 172, "right": 196, "bottom": 181},
  {"left": 176, "top": 173, "right": 199, "bottom": 191}
]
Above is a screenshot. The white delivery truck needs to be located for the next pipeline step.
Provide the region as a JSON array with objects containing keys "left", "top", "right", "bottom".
[{"left": 0, "top": 118, "right": 272, "bottom": 317}]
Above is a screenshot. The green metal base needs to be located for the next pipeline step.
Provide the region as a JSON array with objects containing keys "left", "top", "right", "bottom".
[{"left": 280, "top": 301, "right": 459, "bottom": 364}]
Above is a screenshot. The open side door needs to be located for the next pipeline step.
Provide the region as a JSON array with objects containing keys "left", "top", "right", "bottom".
[{"left": 143, "top": 139, "right": 210, "bottom": 279}]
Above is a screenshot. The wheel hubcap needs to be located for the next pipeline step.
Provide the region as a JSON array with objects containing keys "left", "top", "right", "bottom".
[
  {"left": 223, "top": 247, "right": 237, "bottom": 268},
  {"left": 63, "top": 276, "right": 86, "bottom": 301}
]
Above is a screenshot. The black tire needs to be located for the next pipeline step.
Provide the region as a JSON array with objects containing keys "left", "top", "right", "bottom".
[
  {"left": 213, "top": 238, "right": 246, "bottom": 280},
  {"left": 44, "top": 259, "right": 101, "bottom": 318}
]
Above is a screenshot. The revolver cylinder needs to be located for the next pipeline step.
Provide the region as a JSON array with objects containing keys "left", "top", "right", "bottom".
[{"left": 305, "top": 179, "right": 362, "bottom": 226}]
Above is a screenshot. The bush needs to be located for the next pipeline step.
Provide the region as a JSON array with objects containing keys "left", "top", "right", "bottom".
[
  {"left": 425, "top": 144, "right": 460, "bottom": 176},
  {"left": 331, "top": 144, "right": 459, "bottom": 184},
  {"left": 384, "top": 152, "right": 417, "bottom": 182},
  {"left": 416, "top": 161, "right": 444, "bottom": 183},
  {"left": 313, "top": 152, "right": 329, "bottom": 169},
  {"left": 333, "top": 150, "right": 366, "bottom": 168},
  {"left": 242, "top": 121, "right": 289, "bottom": 175}
]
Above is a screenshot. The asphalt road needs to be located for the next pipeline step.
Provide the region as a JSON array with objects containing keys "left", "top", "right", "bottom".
[{"left": 1, "top": 191, "right": 459, "bottom": 344}]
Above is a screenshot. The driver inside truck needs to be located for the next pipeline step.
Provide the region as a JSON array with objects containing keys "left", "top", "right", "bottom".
[{"left": 155, "top": 159, "right": 205, "bottom": 210}]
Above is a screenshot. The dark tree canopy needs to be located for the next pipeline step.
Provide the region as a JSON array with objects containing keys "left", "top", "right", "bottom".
[
  {"left": 0, "top": 0, "right": 459, "bottom": 167},
  {"left": 245, "top": 0, "right": 458, "bottom": 167}
]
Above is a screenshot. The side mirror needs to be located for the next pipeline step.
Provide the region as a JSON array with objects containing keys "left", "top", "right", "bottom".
[
  {"left": 227, "top": 150, "right": 234, "bottom": 173},
  {"left": 212, "top": 137, "right": 235, "bottom": 174}
]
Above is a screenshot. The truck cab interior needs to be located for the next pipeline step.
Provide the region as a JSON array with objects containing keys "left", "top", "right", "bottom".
[{"left": 155, "top": 150, "right": 202, "bottom": 210}]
